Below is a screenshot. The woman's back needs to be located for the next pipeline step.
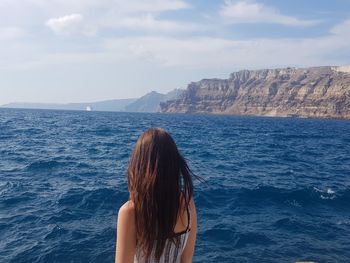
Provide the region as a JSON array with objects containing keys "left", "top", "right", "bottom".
[
  {"left": 134, "top": 203, "right": 192, "bottom": 263},
  {"left": 115, "top": 128, "right": 197, "bottom": 263},
  {"left": 116, "top": 198, "right": 197, "bottom": 263}
]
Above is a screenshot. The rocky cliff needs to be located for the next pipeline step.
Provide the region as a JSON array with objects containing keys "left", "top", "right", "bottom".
[{"left": 160, "top": 66, "right": 350, "bottom": 119}]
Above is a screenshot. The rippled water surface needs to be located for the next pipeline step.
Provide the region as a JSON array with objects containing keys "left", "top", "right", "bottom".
[{"left": 1, "top": 108, "right": 350, "bottom": 263}]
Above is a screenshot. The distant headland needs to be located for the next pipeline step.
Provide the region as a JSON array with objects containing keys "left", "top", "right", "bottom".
[{"left": 2, "top": 66, "right": 350, "bottom": 119}]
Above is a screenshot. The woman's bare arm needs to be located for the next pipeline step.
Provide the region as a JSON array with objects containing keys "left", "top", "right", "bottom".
[
  {"left": 180, "top": 198, "right": 197, "bottom": 263},
  {"left": 115, "top": 201, "right": 136, "bottom": 263}
]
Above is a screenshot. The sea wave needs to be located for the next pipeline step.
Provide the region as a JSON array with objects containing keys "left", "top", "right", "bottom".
[{"left": 1, "top": 109, "right": 350, "bottom": 263}]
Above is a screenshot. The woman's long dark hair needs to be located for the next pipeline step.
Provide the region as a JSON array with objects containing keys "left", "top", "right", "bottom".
[{"left": 127, "top": 128, "right": 193, "bottom": 260}]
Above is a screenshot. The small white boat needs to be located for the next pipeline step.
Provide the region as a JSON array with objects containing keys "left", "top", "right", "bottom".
[{"left": 86, "top": 106, "right": 92, "bottom": 111}]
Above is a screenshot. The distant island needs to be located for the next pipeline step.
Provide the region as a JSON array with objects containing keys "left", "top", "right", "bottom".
[
  {"left": 2, "top": 98, "right": 136, "bottom": 112},
  {"left": 3, "top": 66, "right": 350, "bottom": 119},
  {"left": 1, "top": 89, "right": 184, "bottom": 113},
  {"left": 161, "top": 66, "right": 350, "bottom": 119}
]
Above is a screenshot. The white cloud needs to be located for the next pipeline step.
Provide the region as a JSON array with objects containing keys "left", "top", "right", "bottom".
[
  {"left": 46, "top": 14, "right": 85, "bottom": 35},
  {"left": 0, "top": 0, "right": 190, "bottom": 21},
  {"left": 331, "top": 19, "right": 350, "bottom": 36},
  {"left": 220, "top": 0, "right": 320, "bottom": 27},
  {"left": 41, "top": 1, "right": 193, "bottom": 35},
  {"left": 100, "top": 15, "right": 350, "bottom": 69},
  {"left": 108, "top": 13, "right": 198, "bottom": 32},
  {"left": 45, "top": 14, "right": 96, "bottom": 36},
  {"left": 101, "top": 36, "right": 345, "bottom": 69},
  {"left": 3, "top": 18, "right": 350, "bottom": 71},
  {"left": 0, "top": 0, "right": 349, "bottom": 72},
  {"left": 113, "top": 0, "right": 190, "bottom": 13}
]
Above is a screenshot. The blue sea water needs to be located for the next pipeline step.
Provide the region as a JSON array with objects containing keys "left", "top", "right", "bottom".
[{"left": 1, "top": 108, "right": 350, "bottom": 263}]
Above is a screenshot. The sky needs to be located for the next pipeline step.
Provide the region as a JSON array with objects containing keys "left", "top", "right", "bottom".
[{"left": 1, "top": 0, "right": 350, "bottom": 105}]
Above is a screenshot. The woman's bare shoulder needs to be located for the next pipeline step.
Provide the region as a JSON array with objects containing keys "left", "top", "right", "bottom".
[{"left": 118, "top": 200, "right": 135, "bottom": 219}]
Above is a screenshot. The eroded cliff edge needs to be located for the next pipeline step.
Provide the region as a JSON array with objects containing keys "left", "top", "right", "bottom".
[{"left": 160, "top": 66, "right": 350, "bottom": 119}]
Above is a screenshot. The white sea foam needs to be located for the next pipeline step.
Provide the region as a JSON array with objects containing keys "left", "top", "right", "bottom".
[
  {"left": 313, "top": 187, "right": 323, "bottom": 193},
  {"left": 320, "top": 194, "right": 336, "bottom": 200},
  {"left": 337, "top": 219, "right": 350, "bottom": 225},
  {"left": 327, "top": 188, "right": 335, "bottom": 194},
  {"left": 314, "top": 187, "right": 336, "bottom": 199},
  {"left": 313, "top": 187, "right": 335, "bottom": 194}
]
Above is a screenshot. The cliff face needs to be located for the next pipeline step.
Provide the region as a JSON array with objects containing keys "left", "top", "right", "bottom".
[{"left": 160, "top": 66, "right": 350, "bottom": 119}]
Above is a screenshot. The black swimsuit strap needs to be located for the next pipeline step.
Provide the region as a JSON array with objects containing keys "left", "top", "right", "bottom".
[{"left": 172, "top": 205, "right": 191, "bottom": 237}]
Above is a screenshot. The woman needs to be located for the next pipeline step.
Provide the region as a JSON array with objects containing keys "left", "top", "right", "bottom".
[{"left": 116, "top": 128, "right": 197, "bottom": 263}]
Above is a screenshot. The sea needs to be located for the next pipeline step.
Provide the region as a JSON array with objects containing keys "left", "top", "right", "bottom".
[{"left": 1, "top": 108, "right": 350, "bottom": 263}]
